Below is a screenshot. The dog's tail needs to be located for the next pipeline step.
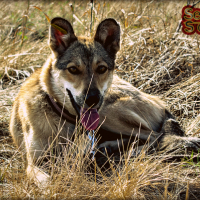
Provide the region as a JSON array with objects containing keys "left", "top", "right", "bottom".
[{"left": 159, "top": 117, "right": 200, "bottom": 155}]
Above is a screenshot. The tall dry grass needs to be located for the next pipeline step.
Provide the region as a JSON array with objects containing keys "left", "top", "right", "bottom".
[{"left": 0, "top": 0, "right": 200, "bottom": 199}]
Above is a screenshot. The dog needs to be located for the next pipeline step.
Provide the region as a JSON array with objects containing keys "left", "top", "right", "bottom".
[{"left": 9, "top": 17, "right": 200, "bottom": 185}]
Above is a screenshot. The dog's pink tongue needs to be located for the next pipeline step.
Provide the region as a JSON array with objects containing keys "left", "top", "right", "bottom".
[{"left": 80, "top": 108, "right": 99, "bottom": 130}]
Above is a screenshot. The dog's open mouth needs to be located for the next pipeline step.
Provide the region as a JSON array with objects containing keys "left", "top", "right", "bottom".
[
  {"left": 67, "top": 89, "right": 100, "bottom": 130},
  {"left": 80, "top": 108, "right": 100, "bottom": 130}
]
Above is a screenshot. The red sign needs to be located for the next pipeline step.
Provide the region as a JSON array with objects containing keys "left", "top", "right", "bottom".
[{"left": 181, "top": 5, "right": 200, "bottom": 35}]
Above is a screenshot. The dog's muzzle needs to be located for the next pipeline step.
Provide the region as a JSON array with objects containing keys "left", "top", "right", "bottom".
[
  {"left": 66, "top": 88, "right": 102, "bottom": 131},
  {"left": 85, "top": 89, "right": 101, "bottom": 108}
]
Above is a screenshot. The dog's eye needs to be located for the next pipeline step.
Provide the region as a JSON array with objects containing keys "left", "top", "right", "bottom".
[
  {"left": 67, "top": 67, "right": 80, "bottom": 75},
  {"left": 96, "top": 65, "right": 108, "bottom": 74}
]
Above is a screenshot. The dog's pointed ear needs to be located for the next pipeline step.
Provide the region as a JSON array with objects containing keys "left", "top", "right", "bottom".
[
  {"left": 49, "top": 17, "right": 77, "bottom": 56},
  {"left": 94, "top": 18, "right": 120, "bottom": 58}
]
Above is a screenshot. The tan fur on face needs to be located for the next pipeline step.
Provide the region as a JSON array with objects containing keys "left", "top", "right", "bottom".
[{"left": 92, "top": 56, "right": 113, "bottom": 95}]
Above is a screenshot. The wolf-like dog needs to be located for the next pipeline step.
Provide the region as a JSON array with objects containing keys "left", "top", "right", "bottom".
[{"left": 10, "top": 17, "right": 200, "bottom": 185}]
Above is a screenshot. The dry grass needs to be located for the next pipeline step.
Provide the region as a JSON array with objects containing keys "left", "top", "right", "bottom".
[{"left": 0, "top": 0, "right": 200, "bottom": 199}]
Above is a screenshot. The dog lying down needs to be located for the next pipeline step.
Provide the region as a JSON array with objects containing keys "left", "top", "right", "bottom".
[{"left": 10, "top": 17, "right": 200, "bottom": 185}]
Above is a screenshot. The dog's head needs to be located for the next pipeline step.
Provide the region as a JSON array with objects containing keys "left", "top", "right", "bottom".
[{"left": 49, "top": 17, "right": 120, "bottom": 130}]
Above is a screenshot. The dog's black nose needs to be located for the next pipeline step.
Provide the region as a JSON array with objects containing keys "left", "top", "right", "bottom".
[{"left": 85, "top": 89, "right": 100, "bottom": 107}]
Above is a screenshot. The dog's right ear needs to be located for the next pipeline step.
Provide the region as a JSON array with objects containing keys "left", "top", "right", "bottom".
[{"left": 49, "top": 17, "right": 77, "bottom": 57}]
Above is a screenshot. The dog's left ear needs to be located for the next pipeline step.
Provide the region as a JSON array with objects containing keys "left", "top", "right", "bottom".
[
  {"left": 49, "top": 17, "right": 77, "bottom": 57},
  {"left": 94, "top": 18, "right": 120, "bottom": 58}
]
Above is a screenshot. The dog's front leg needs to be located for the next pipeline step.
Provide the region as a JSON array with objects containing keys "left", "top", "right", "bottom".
[
  {"left": 97, "top": 138, "right": 130, "bottom": 156},
  {"left": 24, "top": 130, "right": 51, "bottom": 186}
]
